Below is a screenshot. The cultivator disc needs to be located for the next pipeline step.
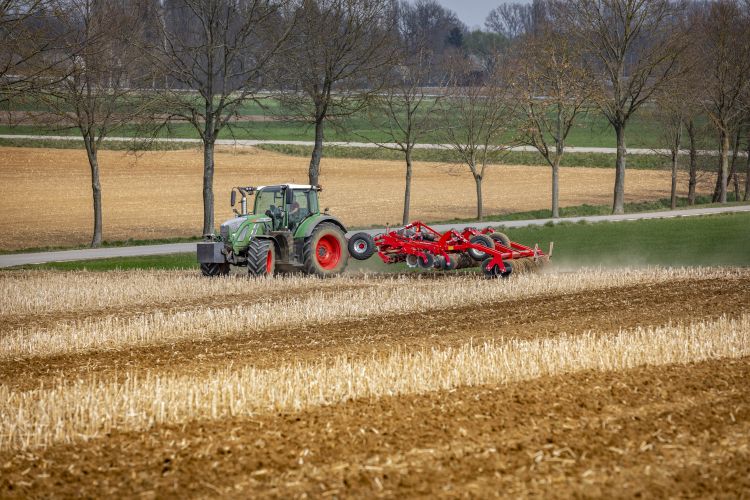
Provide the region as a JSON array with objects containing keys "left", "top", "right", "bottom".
[{"left": 350, "top": 221, "right": 551, "bottom": 279}]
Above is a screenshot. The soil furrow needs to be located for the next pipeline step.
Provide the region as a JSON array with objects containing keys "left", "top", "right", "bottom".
[
  {"left": 1, "top": 276, "right": 747, "bottom": 391},
  {"left": 2, "top": 357, "right": 747, "bottom": 497}
]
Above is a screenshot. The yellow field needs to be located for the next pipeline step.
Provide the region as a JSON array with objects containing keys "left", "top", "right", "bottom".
[{"left": 0, "top": 146, "right": 712, "bottom": 249}]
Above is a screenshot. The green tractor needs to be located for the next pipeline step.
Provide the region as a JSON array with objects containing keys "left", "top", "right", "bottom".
[{"left": 197, "top": 184, "right": 358, "bottom": 277}]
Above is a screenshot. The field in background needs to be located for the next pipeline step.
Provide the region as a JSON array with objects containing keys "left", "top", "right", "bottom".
[
  {"left": 0, "top": 146, "right": 716, "bottom": 250},
  {"left": 0, "top": 98, "right": 688, "bottom": 149},
  {"left": 1, "top": 267, "right": 748, "bottom": 496}
]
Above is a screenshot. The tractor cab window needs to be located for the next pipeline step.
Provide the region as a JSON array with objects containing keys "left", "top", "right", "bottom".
[
  {"left": 254, "top": 188, "right": 285, "bottom": 228},
  {"left": 254, "top": 188, "right": 285, "bottom": 214},
  {"left": 288, "top": 189, "right": 313, "bottom": 228}
]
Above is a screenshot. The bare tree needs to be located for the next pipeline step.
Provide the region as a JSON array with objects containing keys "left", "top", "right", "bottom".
[
  {"left": 360, "top": 49, "right": 439, "bottom": 225},
  {"left": 509, "top": 27, "right": 591, "bottom": 218},
  {"left": 693, "top": 0, "right": 750, "bottom": 203},
  {"left": 150, "top": 0, "right": 292, "bottom": 237},
  {"left": 398, "top": 0, "right": 464, "bottom": 70},
  {"left": 278, "top": 0, "right": 396, "bottom": 186},
  {"left": 558, "top": 0, "right": 688, "bottom": 214},
  {"left": 437, "top": 60, "right": 514, "bottom": 221},
  {"left": 485, "top": 2, "right": 534, "bottom": 39},
  {"left": 652, "top": 94, "right": 685, "bottom": 210},
  {"left": 0, "top": 0, "right": 49, "bottom": 100},
  {"left": 31, "top": 0, "right": 155, "bottom": 247}
]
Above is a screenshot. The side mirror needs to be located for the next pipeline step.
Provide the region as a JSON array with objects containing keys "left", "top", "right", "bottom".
[
  {"left": 285, "top": 188, "right": 294, "bottom": 205},
  {"left": 230, "top": 190, "right": 236, "bottom": 207}
]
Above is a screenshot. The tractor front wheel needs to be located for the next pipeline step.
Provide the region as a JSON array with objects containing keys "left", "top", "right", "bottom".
[
  {"left": 201, "top": 263, "right": 229, "bottom": 277},
  {"left": 304, "top": 223, "right": 348, "bottom": 276},
  {"left": 247, "top": 238, "right": 276, "bottom": 277}
]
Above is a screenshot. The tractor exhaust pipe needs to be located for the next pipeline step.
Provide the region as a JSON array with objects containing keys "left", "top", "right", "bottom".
[{"left": 231, "top": 187, "right": 249, "bottom": 216}]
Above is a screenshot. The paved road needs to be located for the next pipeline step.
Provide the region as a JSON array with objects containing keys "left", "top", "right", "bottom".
[
  {"left": 2, "top": 205, "right": 748, "bottom": 268},
  {"left": 2, "top": 134, "right": 745, "bottom": 157}
]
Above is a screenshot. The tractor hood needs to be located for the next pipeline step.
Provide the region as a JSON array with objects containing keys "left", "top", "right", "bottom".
[{"left": 220, "top": 215, "right": 272, "bottom": 244}]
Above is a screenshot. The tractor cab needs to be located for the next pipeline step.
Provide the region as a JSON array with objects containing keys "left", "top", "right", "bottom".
[
  {"left": 252, "top": 185, "right": 320, "bottom": 231},
  {"left": 232, "top": 184, "right": 321, "bottom": 232}
]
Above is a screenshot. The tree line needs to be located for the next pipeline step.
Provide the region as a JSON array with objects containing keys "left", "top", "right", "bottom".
[{"left": 1, "top": 0, "right": 749, "bottom": 246}]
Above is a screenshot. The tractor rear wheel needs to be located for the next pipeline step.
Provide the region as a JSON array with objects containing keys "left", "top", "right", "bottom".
[
  {"left": 201, "top": 263, "right": 229, "bottom": 277},
  {"left": 247, "top": 238, "right": 276, "bottom": 277},
  {"left": 304, "top": 223, "right": 348, "bottom": 276}
]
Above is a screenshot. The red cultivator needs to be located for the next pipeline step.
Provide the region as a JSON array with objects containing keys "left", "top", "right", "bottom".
[{"left": 347, "top": 222, "right": 551, "bottom": 279}]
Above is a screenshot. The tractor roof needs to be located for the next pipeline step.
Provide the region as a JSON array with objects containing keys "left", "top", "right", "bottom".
[{"left": 256, "top": 184, "right": 319, "bottom": 191}]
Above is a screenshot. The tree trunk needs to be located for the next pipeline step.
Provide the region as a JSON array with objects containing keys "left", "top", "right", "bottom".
[
  {"left": 402, "top": 147, "right": 413, "bottom": 226},
  {"left": 719, "top": 129, "right": 729, "bottom": 203},
  {"left": 670, "top": 150, "right": 678, "bottom": 210},
  {"left": 745, "top": 140, "right": 750, "bottom": 202},
  {"left": 728, "top": 127, "right": 741, "bottom": 202},
  {"left": 551, "top": 156, "right": 560, "bottom": 218},
  {"left": 308, "top": 118, "right": 324, "bottom": 186},
  {"left": 612, "top": 122, "right": 626, "bottom": 214},
  {"left": 670, "top": 124, "right": 682, "bottom": 211},
  {"left": 202, "top": 140, "right": 215, "bottom": 236},
  {"left": 687, "top": 120, "right": 697, "bottom": 205},
  {"left": 83, "top": 137, "right": 103, "bottom": 248},
  {"left": 474, "top": 174, "right": 483, "bottom": 221}
]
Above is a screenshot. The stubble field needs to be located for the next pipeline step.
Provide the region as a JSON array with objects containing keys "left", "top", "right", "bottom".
[
  {"left": 1, "top": 266, "right": 749, "bottom": 496},
  {"left": 0, "top": 146, "right": 714, "bottom": 250}
]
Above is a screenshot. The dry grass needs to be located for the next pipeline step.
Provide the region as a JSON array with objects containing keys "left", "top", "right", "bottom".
[
  {"left": 0, "top": 270, "right": 373, "bottom": 316},
  {"left": 2, "top": 314, "right": 748, "bottom": 450},
  {"left": 2, "top": 267, "right": 743, "bottom": 360},
  {"left": 0, "top": 146, "right": 713, "bottom": 249}
]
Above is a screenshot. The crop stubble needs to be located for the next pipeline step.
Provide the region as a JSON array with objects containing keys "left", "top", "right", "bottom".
[{"left": 0, "top": 267, "right": 748, "bottom": 496}]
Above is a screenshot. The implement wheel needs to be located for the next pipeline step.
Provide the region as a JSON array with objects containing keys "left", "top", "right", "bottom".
[
  {"left": 304, "top": 223, "right": 349, "bottom": 276},
  {"left": 348, "top": 232, "right": 376, "bottom": 260},
  {"left": 201, "top": 263, "right": 229, "bottom": 277},
  {"left": 489, "top": 232, "right": 511, "bottom": 247},
  {"left": 468, "top": 234, "right": 495, "bottom": 261},
  {"left": 482, "top": 258, "right": 513, "bottom": 279},
  {"left": 247, "top": 239, "right": 275, "bottom": 277}
]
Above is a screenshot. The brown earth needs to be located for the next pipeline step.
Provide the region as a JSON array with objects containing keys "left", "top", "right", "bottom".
[
  {"left": 0, "top": 146, "right": 714, "bottom": 250},
  {"left": 3, "top": 275, "right": 748, "bottom": 392},
  {"left": 2, "top": 357, "right": 748, "bottom": 498}
]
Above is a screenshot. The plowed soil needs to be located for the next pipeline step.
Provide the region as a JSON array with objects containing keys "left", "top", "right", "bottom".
[
  {"left": 2, "top": 358, "right": 748, "bottom": 497},
  {"left": 0, "top": 146, "right": 713, "bottom": 249},
  {"left": 1, "top": 269, "right": 748, "bottom": 497},
  {"left": 2, "top": 274, "right": 748, "bottom": 391}
]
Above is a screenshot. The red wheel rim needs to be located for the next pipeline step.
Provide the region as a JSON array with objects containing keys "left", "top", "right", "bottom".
[
  {"left": 316, "top": 234, "right": 341, "bottom": 270},
  {"left": 266, "top": 249, "right": 273, "bottom": 273}
]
